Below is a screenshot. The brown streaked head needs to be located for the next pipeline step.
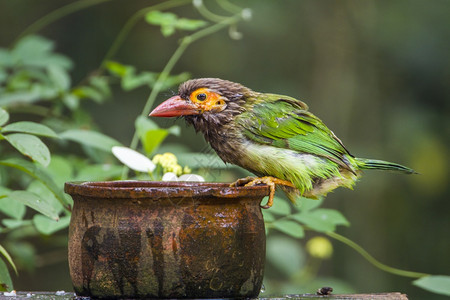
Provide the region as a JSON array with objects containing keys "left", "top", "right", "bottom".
[{"left": 149, "top": 78, "right": 251, "bottom": 119}]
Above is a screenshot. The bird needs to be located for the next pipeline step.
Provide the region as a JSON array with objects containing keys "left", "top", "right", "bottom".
[{"left": 149, "top": 78, "right": 415, "bottom": 208}]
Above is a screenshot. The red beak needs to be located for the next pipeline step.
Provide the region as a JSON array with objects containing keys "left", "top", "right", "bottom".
[{"left": 149, "top": 96, "right": 199, "bottom": 117}]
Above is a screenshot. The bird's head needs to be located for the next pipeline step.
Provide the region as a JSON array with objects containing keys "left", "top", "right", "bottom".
[{"left": 150, "top": 78, "right": 252, "bottom": 128}]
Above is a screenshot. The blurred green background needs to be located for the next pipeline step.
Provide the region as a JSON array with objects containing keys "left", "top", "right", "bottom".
[{"left": 0, "top": 0, "right": 449, "bottom": 298}]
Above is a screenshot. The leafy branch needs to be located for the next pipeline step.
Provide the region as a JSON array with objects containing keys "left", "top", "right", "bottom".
[
  {"left": 325, "top": 231, "right": 429, "bottom": 278},
  {"left": 0, "top": 1, "right": 250, "bottom": 290},
  {"left": 99, "top": 0, "right": 192, "bottom": 71},
  {"left": 325, "top": 231, "right": 450, "bottom": 296},
  {"left": 121, "top": 5, "right": 250, "bottom": 178},
  {"left": 263, "top": 196, "right": 450, "bottom": 296},
  {"left": 12, "top": 0, "right": 112, "bottom": 45}
]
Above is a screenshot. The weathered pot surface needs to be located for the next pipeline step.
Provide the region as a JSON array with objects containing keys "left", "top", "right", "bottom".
[{"left": 65, "top": 181, "right": 269, "bottom": 299}]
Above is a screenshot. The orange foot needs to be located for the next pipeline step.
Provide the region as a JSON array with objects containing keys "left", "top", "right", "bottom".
[{"left": 230, "top": 176, "right": 294, "bottom": 209}]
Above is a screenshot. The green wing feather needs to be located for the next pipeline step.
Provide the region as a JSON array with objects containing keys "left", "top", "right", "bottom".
[
  {"left": 233, "top": 93, "right": 413, "bottom": 200},
  {"left": 237, "top": 94, "right": 355, "bottom": 172}
]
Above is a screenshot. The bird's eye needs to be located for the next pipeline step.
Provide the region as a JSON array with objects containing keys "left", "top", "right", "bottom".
[{"left": 196, "top": 93, "right": 207, "bottom": 101}]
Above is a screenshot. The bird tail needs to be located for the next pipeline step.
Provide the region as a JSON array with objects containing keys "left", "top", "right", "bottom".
[{"left": 356, "top": 158, "right": 416, "bottom": 174}]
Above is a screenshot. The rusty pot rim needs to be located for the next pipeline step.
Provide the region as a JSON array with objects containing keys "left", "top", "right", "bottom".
[{"left": 64, "top": 180, "right": 270, "bottom": 199}]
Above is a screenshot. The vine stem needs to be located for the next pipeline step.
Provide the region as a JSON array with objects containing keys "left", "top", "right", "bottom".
[
  {"left": 121, "top": 11, "right": 245, "bottom": 179},
  {"left": 216, "top": 0, "right": 242, "bottom": 14},
  {"left": 195, "top": 1, "right": 228, "bottom": 23},
  {"left": 325, "top": 231, "right": 430, "bottom": 278},
  {"left": 12, "top": 0, "right": 111, "bottom": 45},
  {"left": 99, "top": 0, "right": 191, "bottom": 71}
]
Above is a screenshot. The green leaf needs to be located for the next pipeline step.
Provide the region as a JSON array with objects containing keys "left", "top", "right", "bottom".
[
  {"left": 10, "top": 68, "right": 49, "bottom": 85},
  {"left": 72, "top": 86, "right": 104, "bottom": 103},
  {"left": 144, "top": 11, "right": 206, "bottom": 36},
  {"left": 12, "top": 35, "right": 72, "bottom": 69},
  {"left": 46, "top": 155, "right": 74, "bottom": 187},
  {"left": 161, "top": 25, "right": 176, "bottom": 37},
  {"left": 5, "top": 241, "right": 36, "bottom": 273},
  {"left": 272, "top": 219, "right": 304, "bottom": 238},
  {"left": 0, "top": 86, "right": 57, "bottom": 106},
  {"left": 47, "top": 65, "right": 71, "bottom": 90},
  {"left": 0, "top": 187, "right": 26, "bottom": 220},
  {"left": 105, "top": 61, "right": 128, "bottom": 77},
  {"left": 2, "top": 219, "right": 25, "bottom": 229},
  {"left": 4, "top": 133, "right": 51, "bottom": 167},
  {"left": 72, "top": 74, "right": 111, "bottom": 102},
  {"left": 0, "top": 257, "right": 13, "bottom": 291},
  {"left": 0, "top": 158, "right": 70, "bottom": 208},
  {"left": 145, "top": 11, "right": 180, "bottom": 37},
  {"left": 299, "top": 197, "right": 323, "bottom": 212},
  {"left": 291, "top": 209, "right": 350, "bottom": 232},
  {"left": 0, "top": 245, "right": 17, "bottom": 277},
  {"left": 168, "top": 126, "right": 181, "bottom": 136},
  {"left": 63, "top": 94, "right": 79, "bottom": 110},
  {"left": 262, "top": 210, "right": 275, "bottom": 223},
  {"left": 9, "top": 191, "right": 59, "bottom": 220},
  {"left": 0, "top": 69, "right": 7, "bottom": 84},
  {"left": 33, "top": 214, "right": 71, "bottom": 235},
  {"left": 269, "top": 196, "right": 291, "bottom": 215},
  {"left": 315, "top": 209, "right": 350, "bottom": 226},
  {"left": 106, "top": 61, "right": 185, "bottom": 91},
  {"left": 59, "top": 129, "right": 122, "bottom": 152},
  {"left": 135, "top": 116, "right": 179, "bottom": 154},
  {"left": 13, "top": 35, "right": 53, "bottom": 59},
  {"left": 0, "top": 49, "right": 14, "bottom": 67},
  {"left": 0, "top": 108, "right": 9, "bottom": 126},
  {"left": 27, "top": 181, "right": 63, "bottom": 215},
  {"left": 89, "top": 76, "right": 110, "bottom": 97},
  {"left": 142, "top": 129, "right": 169, "bottom": 155},
  {"left": 175, "top": 18, "right": 207, "bottom": 31},
  {"left": 2, "top": 121, "right": 58, "bottom": 138},
  {"left": 136, "top": 115, "right": 158, "bottom": 131},
  {"left": 122, "top": 70, "right": 156, "bottom": 90},
  {"left": 145, "top": 11, "right": 177, "bottom": 26},
  {"left": 413, "top": 275, "right": 450, "bottom": 296}
]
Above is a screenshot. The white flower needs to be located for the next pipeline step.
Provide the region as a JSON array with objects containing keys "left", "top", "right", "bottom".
[
  {"left": 4, "top": 290, "right": 16, "bottom": 296},
  {"left": 162, "top": 172, "right": 205, "bottom": 182},
  {"left": 162, "top": 172, "right": 178, "bottom": 181},
  {"left": 241, "top": 9, "right": 252, "bottom": 21},
  {"left": 111, "top": 146, "right": 155, "bottom": 173},
  {"left": 193, "top": 0, "right": 202, "bottom": 8}
]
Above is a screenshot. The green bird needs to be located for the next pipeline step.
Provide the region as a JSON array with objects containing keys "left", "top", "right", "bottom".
[{"left": 150, "top": 78, "right": 414, "bottom": 208}]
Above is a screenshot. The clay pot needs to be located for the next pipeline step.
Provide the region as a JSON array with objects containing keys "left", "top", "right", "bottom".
[{"left": 64, "top": 181, "right": 269, "bottom": 299}]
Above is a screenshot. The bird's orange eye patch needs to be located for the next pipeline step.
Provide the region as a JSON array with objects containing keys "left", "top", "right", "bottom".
[{"left": 189, "top": 88, "right": 226, "bottom": 112}]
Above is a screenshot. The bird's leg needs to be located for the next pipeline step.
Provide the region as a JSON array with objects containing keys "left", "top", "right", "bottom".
[
  {"left": 231, "top": 176, "right": 294, "bottom": 209},
  {"left": 229, "top": 176, "right": 256, "bottom": 187}
]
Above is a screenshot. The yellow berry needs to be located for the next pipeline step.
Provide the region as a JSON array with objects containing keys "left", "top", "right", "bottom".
[
  {"left": 173, "top": 164, "right": 183, "bottom": 176},
  {"left": 152, "top": 154, "right": 163, "bottom": 165},
  {"left": 183, "top": 166, "right": 191, "bottom": 174},
  {"left": 306, "top": 236, "right": 333, "bottom": 259}
]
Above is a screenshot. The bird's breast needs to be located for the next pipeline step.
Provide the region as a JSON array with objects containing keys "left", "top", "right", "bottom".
[{"left": 206, "top": 131, "right": 247, "bottom": 166}]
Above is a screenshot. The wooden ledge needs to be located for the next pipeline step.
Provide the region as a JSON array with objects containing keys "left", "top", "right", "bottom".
[
  {"left": 270, "top": 293, "right": 408, "bottom": 299},
  {"left": 1, "top": 291, "right": 408, "bottom": 299}
]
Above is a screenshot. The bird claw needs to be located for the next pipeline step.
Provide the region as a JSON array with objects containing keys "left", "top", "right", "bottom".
[
  {"left": 229, "top": 176, "right": 256, "bottom": 187},
  {"left": 231, "top": 176, "right": 294, "bottom": 209}
]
